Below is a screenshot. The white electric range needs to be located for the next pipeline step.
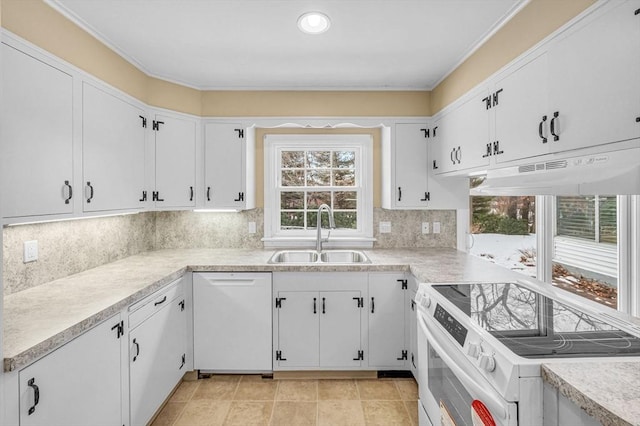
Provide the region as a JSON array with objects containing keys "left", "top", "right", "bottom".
[{"left": 415, "top": 279, "right": 640, "bottom": 426}]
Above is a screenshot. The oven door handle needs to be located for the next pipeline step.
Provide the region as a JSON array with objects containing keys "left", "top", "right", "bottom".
[{"left": 418, "top": 313, "right": 507, "bottom": 421}]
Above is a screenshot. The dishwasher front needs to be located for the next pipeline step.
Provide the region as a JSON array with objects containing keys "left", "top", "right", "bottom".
[{"left": 193, "top": 272, "right": 272, "bottom": 373}]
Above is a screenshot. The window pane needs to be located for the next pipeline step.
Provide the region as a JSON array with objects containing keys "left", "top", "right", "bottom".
[
  {"left": 553, "top": 195, "right": 618, "bottom": 308},
  {"left": 282, "top": 170, "right": 305, "bottom": 187},
  {"left": 470, "top": 181, "right": 537, "bottom": 280},
  {"left": 557, "top": 196, "right": 595, "bottom": 241},
  {"left": 335, "top": 211, "right": 357, "bottom": 229},
  {"left": 306, "top": 151, "right": 331, "bottom": 168},
  {"left": 334, "top": 169, "right": 356, "bottom": 186},
  {"left": 333, "top": 151, "right": 355, "bottom": 168},
  {"left": 307, "top": 211, "right": 330, "bottom": 229},
  {"left": 281, "top": 212, "right": 304, "bottom": 229},
  {"left": 281, "top": 192, "right": 304, "bottom": 209},
  {"left": 307, "top": 170, "right": 331, "bottom": 186},
  {"left": 307, "top": 191, "right": 331, "bottom": 209},
  {"left": 281, "top": 151, "right": 305, "bottom": 168},
  {"left": 599, "top": 196, "right": 617, "bottom": 244},
  {"left": 335, "top": 191, "right": 357, "bottom": 209}
]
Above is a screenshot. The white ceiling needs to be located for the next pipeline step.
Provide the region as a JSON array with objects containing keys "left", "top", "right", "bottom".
[{"left": 48, "top": 0, "right": 528, "bottom": 91}]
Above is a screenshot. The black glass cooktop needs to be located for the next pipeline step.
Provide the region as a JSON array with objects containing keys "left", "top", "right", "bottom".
[{"left": 433, "top": 282, "right": 640, "bottom": 359}]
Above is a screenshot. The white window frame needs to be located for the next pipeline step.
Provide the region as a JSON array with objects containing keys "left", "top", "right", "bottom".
[
  {"left": 263, "top": 134, "right": 374, "bottom": 248},
  {"left": 544, "top": 195, "right": 639, "bottom": 316}
]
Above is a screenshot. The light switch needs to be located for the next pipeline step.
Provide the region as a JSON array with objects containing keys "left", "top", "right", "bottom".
[
  {"left": 248, "top": 222, "right": 257, "bottom": 234},
  {"left": 433, "top": 222, "right": 441, "bottom": 234},
  {"left": 422, "top": 222, "right": 430, "bottom": 234},
  {"left": 379, "top": 221, "right": 391, "bottom": 234},
  {"left": 24, "top": 240, "right": 38, "bottom": 263}
]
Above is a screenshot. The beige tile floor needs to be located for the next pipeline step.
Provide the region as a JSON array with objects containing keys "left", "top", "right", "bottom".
[{"left": 151, "top": 375, "right": 419, "bottom": 426}]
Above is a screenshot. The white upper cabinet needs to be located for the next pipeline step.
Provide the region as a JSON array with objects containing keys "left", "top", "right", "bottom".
[
  {"left": 547, "top": 0, "right": 640, "bottom": 151},
  {"left": 152, "top": 113, "right": 197, "bottom": 208},
  {"left": 82, "top": 82, "right": 146, "bottom": 212},
  {"left": 434, "top": 87, "right": 491, "bottom": 175},
  {"left": 382, "top": 123, "right": 430, "bottom": 209},
  {"left": 493, "top": 52, "right": 551, "bottom": 164},
  {"left": 1, "top": 44, "right": 74, "bottom": 219},
  {"left": 382, "top": 123, "right": 468, "bottom": 209},
  {"left": 204, "top": 123, "right": 255, "bottom": 210}
]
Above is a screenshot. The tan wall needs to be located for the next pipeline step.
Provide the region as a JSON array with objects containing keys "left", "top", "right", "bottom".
[
  {"left": 254, "top": 128, "right": 381, "bottom": 208},
  {"left": 0, "top": 1, "right": 430, "bottom": 117},
  {"left": 430, "top": 0, "right": 597, "bottom": 113},
  {"left": 1, "top": 0, "right": 149, "bottom": 102},
  {"left": 202, "top": 91, "right": 430, "bottom": 117},
  {"left": 2, "top": 0, "right": 594, "bottom": 118}
]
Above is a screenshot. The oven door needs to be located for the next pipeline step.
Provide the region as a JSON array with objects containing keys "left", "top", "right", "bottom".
[{"left": 417, "top": 310, "right": 518, "bottom": 426}]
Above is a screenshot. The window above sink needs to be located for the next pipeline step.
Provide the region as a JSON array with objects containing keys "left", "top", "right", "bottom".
[{"left": 263, "top": 134, "right": 374, "bottom": 248}]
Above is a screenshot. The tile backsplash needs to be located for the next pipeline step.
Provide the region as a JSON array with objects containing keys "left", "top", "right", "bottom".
[
  {"left": 2, "top": 213, "right": 155, "bottom": 295},
  {"left": 3, "top": 208, "right": 456, "bottom": 294}
]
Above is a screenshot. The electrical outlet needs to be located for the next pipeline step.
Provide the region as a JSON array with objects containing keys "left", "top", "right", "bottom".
[
  {"left": 379, "top": 221, "right": 391, "bottom": 234},
  {"left": 422, "top": 222, "right": 430, "bottom": 234},
  {"left": 248, "top": 222, "right": 257, "bottom": 234},
  {"left": 433, "top": 222, "right": 441, "bottom": 234},
  {"left": 24, "top": 240, "right": 38, "bottom": 263}
]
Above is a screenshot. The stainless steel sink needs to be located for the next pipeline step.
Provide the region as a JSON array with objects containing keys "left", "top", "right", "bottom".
[
  {"left": 268, "top": 249, "right": 370, "bottom": 264},
  {"left": 320, "top": 250, "right": 370, "bottom": 264},
  {"left": 269, "top": 250, "right": 319, "bottom": 264}
]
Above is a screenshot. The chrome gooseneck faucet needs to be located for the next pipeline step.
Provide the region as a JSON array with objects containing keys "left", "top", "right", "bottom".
[{"left": 316, "top": 204, "right": 336, "bottom": 252}]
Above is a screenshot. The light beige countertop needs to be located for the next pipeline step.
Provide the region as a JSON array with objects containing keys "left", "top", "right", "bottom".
[
  {"left": 542, "top": 361, "right": 640, "bottom": 426},
  {"left": 3, "top": 247, "right": 512, "bottom": 372},
  {"left": 4, "top": 247, "right": 639, "bottom": 426}
]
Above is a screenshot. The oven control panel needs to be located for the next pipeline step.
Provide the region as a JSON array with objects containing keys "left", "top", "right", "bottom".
[{"left": 434, "top": 304, "right": 468, "bottom": 347}]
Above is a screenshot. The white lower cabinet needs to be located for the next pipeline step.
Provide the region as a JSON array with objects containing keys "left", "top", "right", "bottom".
[
  {"left": 129, "top": 279, "right": 187, "bottom": 426},
  {"left": 368, "top": 273, "right": 407, "bottom": 368},
  {"left": 193, "top": 272, "right": 272, "bottom": 372},
  {"left": 273, "top": 272, "right": 367, "bottom": 370},
  {"left": 408, "top": 276, "right": 418, "bottom": 378},
  {"left": 18, "top": 315, "right": 124, "bottom": 426}
]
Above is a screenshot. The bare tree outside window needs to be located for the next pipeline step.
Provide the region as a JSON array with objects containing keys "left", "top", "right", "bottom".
[{"left": 280, "top": 149, "right": 358, "bottom": 230}]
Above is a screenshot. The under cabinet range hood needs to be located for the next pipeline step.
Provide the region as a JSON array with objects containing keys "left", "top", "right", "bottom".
[{"left": 471, "top": 145, "right": 640, "bottom": 195}]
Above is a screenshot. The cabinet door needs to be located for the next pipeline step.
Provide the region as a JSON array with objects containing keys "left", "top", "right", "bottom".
[
  {"left": 276, "top": 291, "right": 319, "bottom": 368},
  {"left": 204, "top": 123, "right": 246, "bottom": 209},
  {"left": 319, "top": 291, "right": 362, "bottom": 368},
  {"left": 394, "top": 123, "right": 429, "bottom": 208},
  {"left": 83, "top": 82, "right": 146, "bottom": 212},
  {"left": 130, "top": 297, "right": 187, "bottom": 426},
  {"left": 19, "top": 316, "right": 122, "bottom": 426},
  {"left": 368, "top": 274, "right": 406, "bottom": 368},
  {"left": 494, "top": 53, "right": 551, "bottom": 164},
  {"left": 435, "top": 89, "right": 491, "bottom": 174},
  {"left": 408, "top": 278, "right": 418, "bottom": 378},
  {"left": 548, "top": 0, "right": 640, "bottom": 151},
  {"left": 193, "top": 272, "right": 272, "bottom": 371},
  {"left": 154, "top": 114, "right": 196, "bottom": 208},
  {"left": 1, "top": 44, "right": 73, "bottom": 218}
]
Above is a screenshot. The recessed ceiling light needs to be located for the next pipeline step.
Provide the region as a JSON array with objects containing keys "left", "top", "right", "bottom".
[{"left": 297, "top": 12, "right": 331, "bottom": 35}]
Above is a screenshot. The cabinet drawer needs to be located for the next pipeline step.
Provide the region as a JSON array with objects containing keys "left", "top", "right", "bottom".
[{"left": 129, "top": 279, "right": 183, "bottom": 329}]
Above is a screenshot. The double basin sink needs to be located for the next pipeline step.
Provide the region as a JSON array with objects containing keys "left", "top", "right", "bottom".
[{"left": 269, "top": 249, "right": 370, "bottom": 264}]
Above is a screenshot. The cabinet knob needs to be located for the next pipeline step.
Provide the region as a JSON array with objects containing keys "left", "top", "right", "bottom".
[
  {"left": 63, "top": 180, "right": 72, "bottom": 204},
  {"left": 86, "top": 182, "right": 94, "bottom": 203},
  {"left": 538, "top": 115, "right": 548, "bottom": 143},
  {"left": 550, "top": 111, "right": 560, "bottom": 141},
  {"left": 27, "top": 378, "right": 40, "bottom": 415},
  {"left": 133, "top": 338, "right": 140, "bottom": 362}
]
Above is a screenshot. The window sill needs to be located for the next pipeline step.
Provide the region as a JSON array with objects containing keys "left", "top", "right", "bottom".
[{"left": 262, "top": 236, "right": 376, "bottom": 249}]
